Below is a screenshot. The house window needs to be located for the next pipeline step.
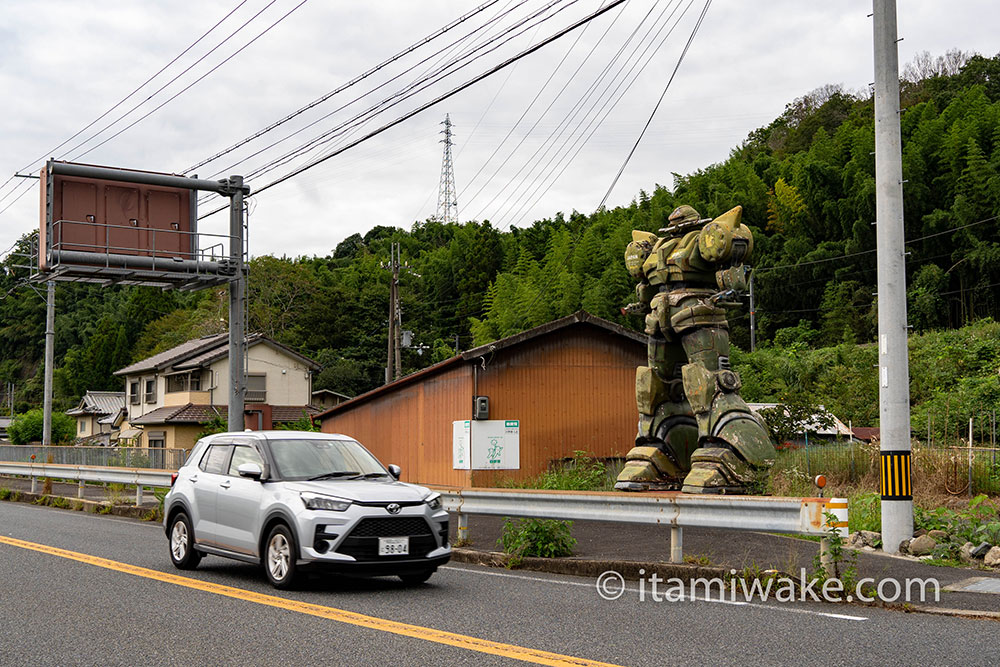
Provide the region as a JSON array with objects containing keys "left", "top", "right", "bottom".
[
  {"left": 130, "top": 381, "right": 140, "bottom": 405},
  {"left": 144, "top": 378, "right": 157, "bottom": 403},
  {"left": 167, "top": 372, "right": 202, "bottom": 393},
  {"left": 79, "top": 420, "right": 85, "bottom": 433},
  {"left": 246, "top": 374, "right": 266, "bottom": 403}
]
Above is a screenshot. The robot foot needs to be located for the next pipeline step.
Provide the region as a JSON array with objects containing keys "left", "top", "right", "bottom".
[
  {"left": 679, "top": 446, "right": 755, "bottom": 495},
  {"left": 614, "top": 447, "right": 683, "bottom": 492}
]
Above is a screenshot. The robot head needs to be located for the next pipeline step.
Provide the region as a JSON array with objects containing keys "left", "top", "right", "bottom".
[{"left": 662, "top": 205, "right": 706, "bottom": 235}]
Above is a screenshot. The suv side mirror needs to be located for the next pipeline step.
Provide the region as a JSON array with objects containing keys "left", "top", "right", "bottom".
[
  {"left": 237, "top": 462, "right": 263, "bottom": 480},
  {"left": 387, "top": 464, "right": 401, "bottom": 480}
]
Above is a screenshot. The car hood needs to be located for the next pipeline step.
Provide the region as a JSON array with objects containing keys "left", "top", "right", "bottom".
[{"left": 285, "top": 479, "right": 431, "bottom": 503}]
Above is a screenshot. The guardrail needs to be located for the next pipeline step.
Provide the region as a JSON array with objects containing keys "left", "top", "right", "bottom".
[
  {"left": 0, "top": 462, "right": 848, "bottom": 565},
  {"left": 0, "top": 462, "right": 173, "bottom": 506},
  {"left": 0, "top": 445, "right": 187, "bottom": 470},
  {"left": 430, "top": 486, "right": 848, "bottom": 564}
]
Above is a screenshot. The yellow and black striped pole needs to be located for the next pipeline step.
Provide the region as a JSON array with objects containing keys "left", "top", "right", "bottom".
[{"left": 880, "top": 450, "right": 912, "bottom": 500}]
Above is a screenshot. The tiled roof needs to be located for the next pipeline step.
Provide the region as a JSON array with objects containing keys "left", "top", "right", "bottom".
[
  {"left": 66, "top": 391, "right": 126, "bottom": 417},
  {"left": 115, "top": 333, "right": 228, "bottom": 376},
  {"left": 173, "top": 334, "right": 321, "bottom": 371},
  {"left": 129, "top": 403, "right": 317, "bottom": 426}
]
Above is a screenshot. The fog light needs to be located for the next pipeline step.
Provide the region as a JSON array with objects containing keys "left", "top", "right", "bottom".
[{"left": 313, "top": 539, "right": 330, "bottom": 554}]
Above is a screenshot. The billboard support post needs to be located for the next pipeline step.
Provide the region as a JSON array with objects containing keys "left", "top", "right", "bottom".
[{"left": 42, "top": 281, "right": 54, "bottom": 445}]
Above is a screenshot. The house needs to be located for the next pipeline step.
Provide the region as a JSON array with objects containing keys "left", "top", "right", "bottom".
[
  {"left": 748, "top": 403, "right": 854, "bottom": 442},
  {"left": 65, "top": 390, "right": 125, "bottom": 444},
  {"left": 311, "top": 389, "right": 353, "bottom": 410},
  {"left": 114, "top": 332, "right": 321, "bottom": 450},
  {"left": 316, "top": 311, "right": 646, "bottom": 487}
]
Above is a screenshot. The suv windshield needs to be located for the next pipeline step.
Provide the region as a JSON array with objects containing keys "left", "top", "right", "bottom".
[{"left": 267, "top": 438, "right": 387, "bottom": 480}]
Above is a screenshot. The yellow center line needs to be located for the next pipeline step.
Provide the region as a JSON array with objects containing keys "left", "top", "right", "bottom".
[{"left": 0, "top": 535, "right": 622, "bottom": 667}]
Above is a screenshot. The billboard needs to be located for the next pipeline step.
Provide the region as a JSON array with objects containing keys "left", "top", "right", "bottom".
[{"left": 40, "top": 161, "right": 199, "bottom": 271}]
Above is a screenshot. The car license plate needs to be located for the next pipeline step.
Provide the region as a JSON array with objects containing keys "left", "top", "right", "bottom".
[{"left": 378, "top": 537, "right": 409, "bottom": 556}]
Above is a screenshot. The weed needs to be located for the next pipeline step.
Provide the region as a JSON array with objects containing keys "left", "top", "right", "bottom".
[
  {"left": 452, "top": 537, "right": 472, "bottom": 548},
  {"left": 498, "top": 517, "right": 576, "bottom": 567},
  {"left": 0, "top": 487, "right": 11, "bottom": 501},
  {"left": 683, "top": 554, "right": 712, "bottom": 566},
  {"left": 103, "top": 483, "right": 129, "bottom": 506},
  {"left": 502, "top": 452, "right": 612, "bottom": 491},
  {"left": 48, "top": 496, "right": 71, "bottom": 509},
  {"left": 96, "top": 504, "right": 113, "bottom": 515},
  {"left": 812, "top": 511, "right": 858, "bottom": 599}
]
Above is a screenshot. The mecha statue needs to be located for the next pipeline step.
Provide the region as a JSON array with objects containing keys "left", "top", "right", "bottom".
[{"left": 616, "top": 204, "right": 776, "bottom": 494}]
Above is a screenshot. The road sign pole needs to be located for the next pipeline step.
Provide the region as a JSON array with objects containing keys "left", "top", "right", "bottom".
[{"left": 873, "top": 0, "right": 914, "bottom": 552}]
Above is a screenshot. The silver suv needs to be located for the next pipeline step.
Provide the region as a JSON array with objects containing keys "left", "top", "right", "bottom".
[{"left": 163, "top": 431, "right": 450, "bottom": 588}]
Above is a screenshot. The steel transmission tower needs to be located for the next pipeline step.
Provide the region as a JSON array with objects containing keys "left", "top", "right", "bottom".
[{"left": 436, "top": 114, "right": 458, "bottom": 223}]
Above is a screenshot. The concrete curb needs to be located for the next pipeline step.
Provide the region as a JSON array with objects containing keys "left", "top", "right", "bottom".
[
  {"left": 450, "top": 548, "right": 1000, "bottom": 621},
  {"left": 451, "top": 548, "right": 729, "bottom": 580},
  {"left": 0, "top": 491, "right": 159, "bottom": 521}
]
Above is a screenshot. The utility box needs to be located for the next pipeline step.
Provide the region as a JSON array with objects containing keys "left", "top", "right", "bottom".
[{"left": 473, "top": 395, "right": 489, "bottom": 420}]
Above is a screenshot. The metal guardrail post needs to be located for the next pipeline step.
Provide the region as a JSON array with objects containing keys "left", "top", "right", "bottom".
[
  {"left": 670, "top": 526, "right": 683, "bottom": 564},
  {"left": 30, "top": 474, "right": 37, "bottom": 494},
  {"left": 78, "top": 480, "right": 85, "bottom": 499},
  {"left": 135, "top": 485, "right": 143, "bottom": 506},
  {"left": 457, "top": 513, "right": 469, "bottom": 543}
]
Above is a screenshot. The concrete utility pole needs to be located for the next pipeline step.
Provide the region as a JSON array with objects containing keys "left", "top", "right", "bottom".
[
  {"left": 873, "top": 0, "right": 914, "bottom": 553},
  {"left": 227, "top": 175, "right": 247, "bottom": 432},
  {"left": 748, "top": 271, "right": 757, "bottom": 353},
  {"left": 42, "top": 281, "right": 54, "bottom": 445}
]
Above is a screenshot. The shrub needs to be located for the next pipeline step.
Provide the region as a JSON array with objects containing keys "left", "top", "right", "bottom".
[
  {"left": 7, "top": 409, "right": 76, "bottom": 445},
  {"left": 498, "top": 517, "right": 576, "bottom": 566}
]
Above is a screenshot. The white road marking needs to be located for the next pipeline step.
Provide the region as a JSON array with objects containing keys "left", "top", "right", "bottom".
[{"left": 441, "top": 565, "right": 868, "bottom": 621}]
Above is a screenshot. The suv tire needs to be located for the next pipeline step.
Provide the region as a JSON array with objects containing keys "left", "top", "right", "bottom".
[
  {"left": 264, "top": 524, "right": 299, "bottom": 589},
  {"left": 168, "top": 512, "right": 202, "bottom": 570}
]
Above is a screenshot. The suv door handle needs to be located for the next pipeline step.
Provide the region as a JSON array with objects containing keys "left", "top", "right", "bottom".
[
  {"left": 190, "top": 475, "right": 198, "bottom": 483},
  {"left": 220, "top": 480, "right": 231, "bottom": 489}
]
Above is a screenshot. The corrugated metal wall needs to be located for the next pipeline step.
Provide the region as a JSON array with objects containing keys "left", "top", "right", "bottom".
[{"left": 320, "top": 325, "right": 644, "bottom": 487}]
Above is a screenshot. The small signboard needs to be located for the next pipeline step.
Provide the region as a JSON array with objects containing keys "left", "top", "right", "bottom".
[{"left": 453, "top": 419, "right": 520, "bottom": 470}]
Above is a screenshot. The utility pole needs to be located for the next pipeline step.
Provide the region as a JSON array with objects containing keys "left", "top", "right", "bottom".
[
  {"left": 385, "top": 242, "right": 400, "bottom": 384},
  {"left": 873, "top": 0, "right": 913, "bottom": 553},
  {"left": 436, "top": 114, "right": 458, "bottom": 224},
  {"left": 748, "top": 271, "right": 756, "bottom": 353},
  {"left": 226, "top": 175, "right": 248, "bottom": 432},
  {"left": 42, "top": 281, "right": 54, "bottom": 445}
]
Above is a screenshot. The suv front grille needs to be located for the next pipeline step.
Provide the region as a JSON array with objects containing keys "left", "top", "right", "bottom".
[
  {"left": 348, "top": 517, "right": 431, "bottom": 538},
  {"left": 337, "top": 517, "right": 436, "bottom": 561}
]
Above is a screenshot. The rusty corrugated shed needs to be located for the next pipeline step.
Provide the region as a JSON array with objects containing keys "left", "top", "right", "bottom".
[{"left": 319, "top": 311, "right": 644, "bottom": 487}]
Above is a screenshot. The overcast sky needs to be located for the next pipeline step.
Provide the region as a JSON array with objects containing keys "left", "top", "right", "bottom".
[{"left": 1, "top": 0, "right": 996, "bottom": 262}]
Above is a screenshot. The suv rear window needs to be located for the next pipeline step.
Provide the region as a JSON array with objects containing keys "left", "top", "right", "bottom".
[{"left": 200, "top": 444, "right": 233, "bottom": 474}]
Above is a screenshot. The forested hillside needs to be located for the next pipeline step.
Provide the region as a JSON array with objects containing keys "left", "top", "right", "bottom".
[{"left": 2, "top": 50, "right": 998, "bottom": 420}]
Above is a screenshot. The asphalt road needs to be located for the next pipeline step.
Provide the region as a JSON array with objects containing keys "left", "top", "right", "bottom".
[{"left": 0, "top": 501, "right": 997, "bottom": 667}]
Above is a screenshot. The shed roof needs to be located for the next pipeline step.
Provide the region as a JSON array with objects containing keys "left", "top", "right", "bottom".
[{"left": 315, "top": 310, "right": 644, "bottom": 421}]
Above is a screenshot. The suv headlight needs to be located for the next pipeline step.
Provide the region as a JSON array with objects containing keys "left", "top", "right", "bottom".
[
  {"left": 425, "top": 493, "right": 442, "bottom": 511},
  {"left": 300, "top": 491, "right": 351, "bottom": 511}
]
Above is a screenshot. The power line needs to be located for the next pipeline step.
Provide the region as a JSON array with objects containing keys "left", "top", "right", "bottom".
[
  {"left": 597, "top": 0, "right": 711, "bottom": 209},
  {"left": 71, "top": 0, "right": 309, "bottom": 161},
  {"left": 491, "top": 0, "right": 694, "bottom": 230},
  {"left": 469, "top": 0, "right": 669, "bottom": 225},
  {"left": 0, "top": 0, "right": 250, "bottom": 203},
  {"left": 193, "top": 0, "right": 560, "bottom": 201},
  {"left": 197, "top": 0, "right": 630, "bottom": 220},
  {"left": 183, "top": 0, "right": 506, "bottom": 174}
]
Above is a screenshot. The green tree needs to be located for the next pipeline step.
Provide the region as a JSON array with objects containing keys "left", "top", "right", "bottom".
[{"left": 7, "top": 408, "right": 76, "bottom": 445}]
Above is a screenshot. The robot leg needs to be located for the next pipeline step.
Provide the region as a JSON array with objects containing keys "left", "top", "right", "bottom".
[
  {"left": 616, "top": 336, "right": 698, "bottom": 491},
  {"left": 676, "top": 328, "right": 776, "bottom": 494}
]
